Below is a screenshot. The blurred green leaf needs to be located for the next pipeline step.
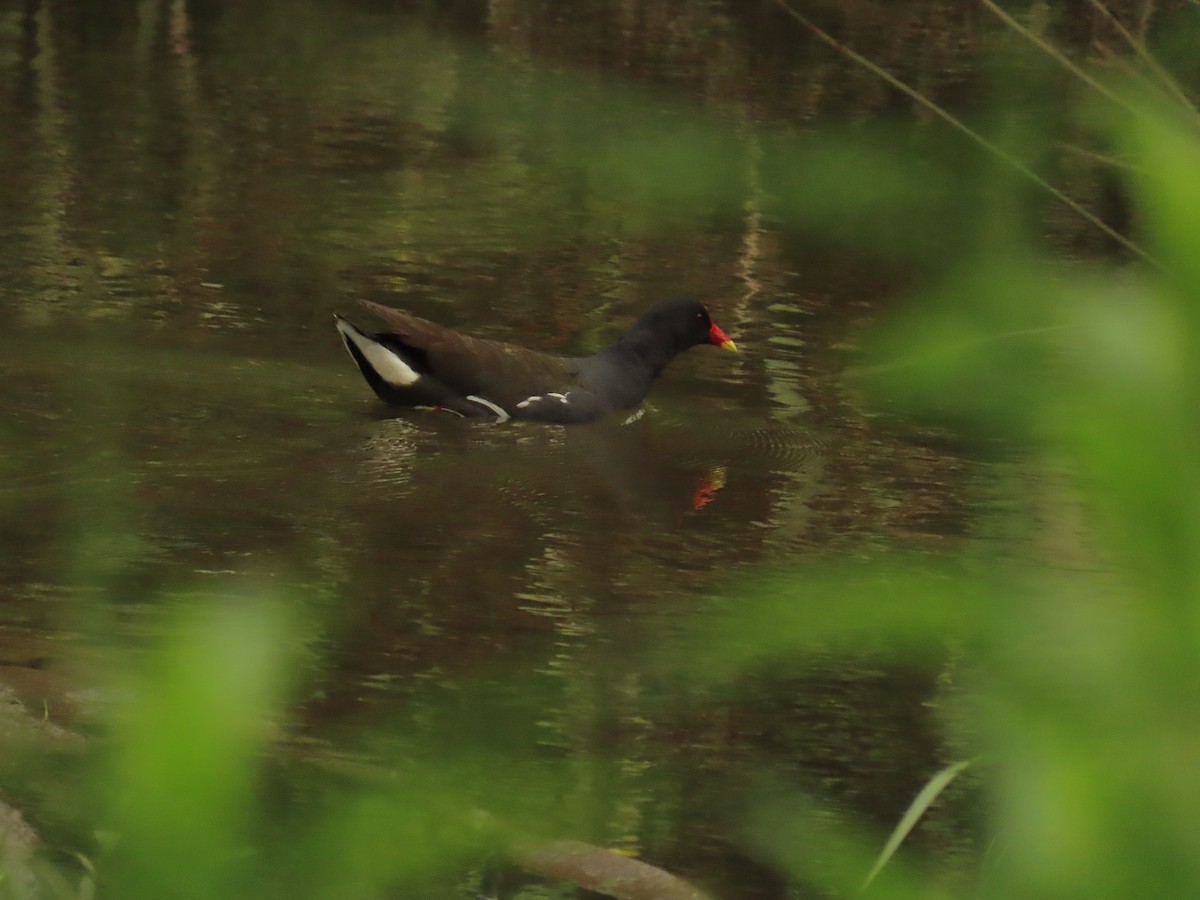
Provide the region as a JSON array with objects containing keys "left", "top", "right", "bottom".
[
  {"left": 104, "top": 597, "right": 297, "bottom": 900},
  {"left": 738, "top": 785, "right": 951, "bottom": 900},
  {"left": 674, "top": 560, "right": 986, "bottom": 686},
  {"left": 862, "top": 251, "right": 1061, "bottom": 439},
  {"left": 1121, "top": 100, "right": 1200, "bottom": 313}
]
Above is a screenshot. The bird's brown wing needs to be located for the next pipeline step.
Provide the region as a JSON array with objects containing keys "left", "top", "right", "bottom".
[{"left": 358, "top": 300, "right": 578, "bottom": 408}]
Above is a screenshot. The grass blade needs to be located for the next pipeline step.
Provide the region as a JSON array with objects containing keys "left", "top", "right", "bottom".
[{"left": 861, "top": 758, "right": 975, "bottom": 891}]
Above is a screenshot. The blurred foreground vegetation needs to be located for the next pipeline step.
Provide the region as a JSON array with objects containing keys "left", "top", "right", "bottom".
[{"left": 4, "top": 1, "right": 1200, "bottom": 898}]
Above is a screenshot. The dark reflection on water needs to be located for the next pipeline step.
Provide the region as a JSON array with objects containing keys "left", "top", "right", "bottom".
[{"left": 0, "top": 0, "right": 1030, "bottom": 893}]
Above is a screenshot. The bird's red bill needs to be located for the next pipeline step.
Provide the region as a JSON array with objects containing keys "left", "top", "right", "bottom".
[{"left": 708, "top": 322, "right": 737, "bottom": 351}]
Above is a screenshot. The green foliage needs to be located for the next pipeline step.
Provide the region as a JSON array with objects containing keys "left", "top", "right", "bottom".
[
  {"left": 711, "top": 93, "right": 1200, "bottom": 897},
  {"left": 103, "top": 600, "right": 297, "bottom": 899}
]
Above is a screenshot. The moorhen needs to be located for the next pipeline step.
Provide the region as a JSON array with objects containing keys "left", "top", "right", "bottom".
[{"left": 335, "top": 297, "right": 737, "bottom": 424}]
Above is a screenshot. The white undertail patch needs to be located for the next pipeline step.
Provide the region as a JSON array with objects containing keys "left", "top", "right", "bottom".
[
  {"left": 337, "top": 319, "right": 420, "bottom": 387},
  {"left": 466, "top": 395, "right": 510, "bottom": 423}
]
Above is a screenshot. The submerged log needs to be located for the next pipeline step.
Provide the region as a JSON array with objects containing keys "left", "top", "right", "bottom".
[
  {"left": 0, "top": 800, "right": 40, "bottom": 900},
  {"left": 515, "top": 839, "right": 713, "bottom": 900}
]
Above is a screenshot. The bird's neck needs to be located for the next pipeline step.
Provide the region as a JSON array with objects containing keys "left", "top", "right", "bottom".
[{"left": 606, "top": 326, "right": 681, "bottom": 378}]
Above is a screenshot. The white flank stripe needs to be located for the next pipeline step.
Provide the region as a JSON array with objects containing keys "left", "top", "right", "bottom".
[
  {"left": 466, "top": 395, "right": 510, "bottom": 423},
  {"left": 547, "top": 392, "right": 568, "bottom": 402},
  {"left": 337, "top": 320, "right": 419, "bottom": 387}
]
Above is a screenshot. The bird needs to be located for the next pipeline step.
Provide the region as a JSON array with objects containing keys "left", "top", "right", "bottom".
[{"left": 334, "top": 296, "right": 737, "bottom": 424}]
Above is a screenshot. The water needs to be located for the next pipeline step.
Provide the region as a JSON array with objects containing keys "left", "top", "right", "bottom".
[{"left": 0, "top": 1, "right": 1051, "bottom": 895}]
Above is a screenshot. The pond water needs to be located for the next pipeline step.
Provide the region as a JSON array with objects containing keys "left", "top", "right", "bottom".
[{"left": 0, "top": 1, "right": 1112, "bottom": 896}]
